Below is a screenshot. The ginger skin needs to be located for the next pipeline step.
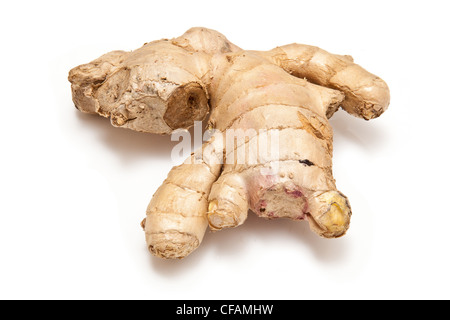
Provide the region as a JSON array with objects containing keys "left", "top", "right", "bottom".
[{"left": 69, "top": 28, "right": 390, "bottom": 259}]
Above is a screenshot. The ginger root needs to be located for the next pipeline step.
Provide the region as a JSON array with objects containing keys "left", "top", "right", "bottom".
[{"left": 69, "top": 27, "right": 390, "bottom": 259}]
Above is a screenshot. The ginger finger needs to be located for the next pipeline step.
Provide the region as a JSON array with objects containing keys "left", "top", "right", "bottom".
[{"left": 261, "top": 44, "right": 390, "bottom": 120}]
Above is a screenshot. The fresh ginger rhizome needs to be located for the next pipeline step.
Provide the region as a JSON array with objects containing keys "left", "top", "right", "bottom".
[{"left": 69, "top": 27, "right": 390, "bottom": 259}]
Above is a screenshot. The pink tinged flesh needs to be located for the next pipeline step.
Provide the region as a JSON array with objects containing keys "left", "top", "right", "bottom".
[
  {"left": 253, "top": 184, "right": 308, "bottom": 220},
  {"left": 284, "top": 188, "right": 303, "bottom": 198}
]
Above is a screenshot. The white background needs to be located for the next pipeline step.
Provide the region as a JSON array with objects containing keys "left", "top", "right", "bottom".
[{"left": 1, "top": 0, "right": 449, "bottom": 300}]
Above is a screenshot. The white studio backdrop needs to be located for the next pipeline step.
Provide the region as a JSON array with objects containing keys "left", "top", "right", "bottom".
[{"left": 0, "top": 0, "right": 449, "bottom": 299}]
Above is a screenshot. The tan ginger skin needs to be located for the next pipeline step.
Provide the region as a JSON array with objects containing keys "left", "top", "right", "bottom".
[{"left": 69, "top": 27, "right": 390, "bottom": 259}]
